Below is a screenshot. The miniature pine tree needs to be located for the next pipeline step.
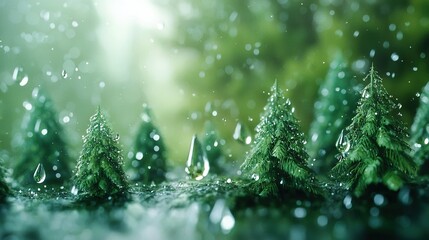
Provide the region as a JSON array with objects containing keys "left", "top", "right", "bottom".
[
  {"left": 410, "top": 82, "right": 429, "bottom": 175},
  {"left": 332, "top": 65, "right": 417, "bottom": 197},
  {"left": 74, "top": 107, "right": 128, "bottom": 201},
  {"left": 0, "top": 158, "right": 10, "bottom": 203},
  {"left": 307, "top": 55, "right": 359, "bottom": 173},
  {"left": 240, "top": 81, "right": 322, "bottom": 197},
  {"left": 126, "top": 105, "right": 167, "bottom": 184},
  {"left": 14, "top": 88, "right": 71, "bottom": 187},
  {"left": 202, "top": 121, "right": 226, "bottom": 175}
]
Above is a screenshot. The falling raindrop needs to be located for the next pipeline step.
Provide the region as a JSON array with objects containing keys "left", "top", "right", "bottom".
[
  {"left": 209, "top": 199, "right": 235, "bottom": 234},
  {"left": 233, "top": 122, "right": 252, "bottom": 145},
  {"left": 251, "top": 173, "right": 259, "bottom": 181},
  {"left": 61, "top": 70, "right": 68, "bottom": 78},
  {"left": 19, "top": 75, "right": 29, "bottom": 86},
  {"left": 391, "top": 52, "right": 399, "bottom": 62},
  {"left": 71, "top": 185, "right": 78, "bottom": 195},
  {"left": 185, "top": 135, "right": 210, "bottom": 180},
  {"left": 336, "top": 130, "right": 350, "bottom": 156},
  {"left": 33, "top": 163, "right": 46, "bottom": 184},
  {"left": 343, "top": 195, "right": 353, "bottom": 209},
  {"left": 361, "top": 89, "right": 370, "bottom": 98},
  {"left": 373, "top": 194, "right": 385, "bottom": 206}
]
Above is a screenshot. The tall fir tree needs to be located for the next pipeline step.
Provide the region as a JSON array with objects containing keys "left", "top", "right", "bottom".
[
  {"left": 332, "top": 66, "right": 417, "bottom": 197},
  {"left": 410, "top": 82, "right": 429, "bottom": 175},
  {"left": 307, "top": 55, "right": 359, "bottom": 173},
  {"left": 14, "top": 88, "right": 71, "bottom": 187},
  {"left": 0, "top": 157, "right": 10, "bottom": 203},
  {"left": 202, "top": 121, "right": 226, "bottom": 175},
  {"left": 126, "top": 105, "right": 167, "bottom": 184},
  {"left": 240, "top": 81, "right": 322, "bottom": 197},
  {"left": 74, "top": 107, "right": 128, "bottom": 201}
]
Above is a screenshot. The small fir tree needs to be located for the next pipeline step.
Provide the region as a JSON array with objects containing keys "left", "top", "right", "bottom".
[
  {"left": 14, "top": 88, "right": 71, "bottom": 186},
  {"left": 74, "top": 107, "right": 128, "bottom": 201},
  {"left": 332, "top": 66, "right": 417, "bottom": 197},
  {"left": 410, "top": 82, "right": 429, "bottom": 175},
  {"left": 202, "top": 121, "right": 226, "bottom": 175},
  {"left": 0, "top": 157, "right": 10, "bottom": 203},
  {"left": 307, "top": 55, "right": 359, "bottom": 173},
  {"left": 240, "top": 81, "right": 322, "bottom": 197},
  {"left": 126, "top": 105, "right": 167, "bottom": 184}
]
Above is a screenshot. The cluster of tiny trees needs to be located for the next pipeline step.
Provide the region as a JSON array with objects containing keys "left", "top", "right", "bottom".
[{"left": 2, "top": 62, "right": 428, "bottom": 203}]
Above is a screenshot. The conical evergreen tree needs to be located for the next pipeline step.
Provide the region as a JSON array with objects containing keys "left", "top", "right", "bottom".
[
  {"left": 202, "top": 121, "right": 226, "bottom": 175},
  {"left": 74, "top": 107, "right": 128, "bottom": 201},
  {"left": 14, "top": 88, "right": 71, "bottom": 187},
  {"left": 126, "top": 105, "right": 167, "bottom": 184},
  {"left": 240, "top": 81, "right": 322, "bottom": 197},
  {"left": 307, "top": 55, "right": 359, "bottom": 173},
  {"left": 332, "top": 66, "right": 417, "bottom": 197},
  {"left": 0, "top": 157, "right": 10, "bottom": 203},
  {"left": 410, "top": 82, "right": 429, "bottom": 175}
]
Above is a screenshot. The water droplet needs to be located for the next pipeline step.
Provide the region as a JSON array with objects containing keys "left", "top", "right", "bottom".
[
  {"left": 185, "top": 135, "right": 210, "bottom": 180},
  {"left": 416, "top": 92, "right": 421, "bottom": 98},
  {"left": 373, "top": 194, "right": 385, "bottom": 206},
  {"left": 317, "top": 215, "right": 328, "bottom": 227},
  {"left": 12, "top": 67, "right": 19, "bottom": 80},
  {"left": 209, "top": 199, "right": 235, "bottom": 234},
  {"left": 41, "top": 129, "right": 48, "bottom": 135},
  {"left": 293, "top": 207, "right": 307, "bottom": 218},
  {"left": 361, "top": 89, "right": 370, "bottom": 98},
  {"left": 343, "top": 195, "right": 353, "bottom": 209},
  {"left": 33, "top": 163, "right": 46, "bottom": 184},
  {"left": 71, "top": 185, "right": 78, "bottom": 195},
  {"left": 233, "top": 122, "right": 252, "bottom": 145},
  {"left": 251, "top": 173, "right": 259, "bottom": 181},
  {"left": 61, "top": 70, "right": 68, "bottom": 78},
  {"left": 114, "top": 134, "right": 120, "bottom": 141},
  {"left": 391, "top": 52, "right": 399, "bottom": 62},
  {"left": 335, "top": 130, "right": 351, "bottom": 156},
  {"left": 19, "top": 75, "right": 29, "bottom": 86},
  {"left": 135, "top": 152, "right": 143, "bottom": 160}
]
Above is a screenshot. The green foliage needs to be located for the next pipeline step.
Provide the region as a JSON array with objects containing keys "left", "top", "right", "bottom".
[
  {"left": 202, "top": 121, "right": 226, "bottom": 175},
  {"left": 240, "top": 81, "right": 322, "bottom": 197},
  {"left": 307, "top": 54, "right": 360, "bottom": 173},
  {"left": 410, "top": 82, "right": 429, "bottom": 175},
  {"left": 332, "top": 66, "right": 417, "bottom": 197},
  {"left": 74, "top": 107, "right": 128, "bottom": 200},
  {"left": 126, "top": 105, "right": 167, "bottom": 184},
  {"left": 0, "top": 157, "right": 10, "bottom": 203},
  {"left": 14, "top": 88, "right": 71, "bottom": 187}
]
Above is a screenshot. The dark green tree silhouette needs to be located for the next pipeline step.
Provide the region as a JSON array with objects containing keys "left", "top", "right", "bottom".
[
  {"left": 332, "top": 66, "right": 417, "bottom": 197},
  {"left": 0, "top": 157, "right": 10, "bottom": 203},
  {"left": 202, "top": 121, "right": 226, "bottom": 175},
  {"left": 126, "top": 105, "right": 167, "bottom": 184},
  {"left": 240, "top": 81, "right": 322, "bottom": 197},
  {"left": 14, "top": 88, "right": 71, "bottom": 187},
  {"left": 410, "top": 82, "right": 429, "bottom": 175},
  {"left": 307, "top": 55, "right": 359, "bottom": 174},
  {"left": 74, "top": 107, "right": 128, "bottom": 201}
]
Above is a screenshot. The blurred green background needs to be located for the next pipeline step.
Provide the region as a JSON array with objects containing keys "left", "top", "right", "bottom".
[{"left": 1, "top": 0, "right": 428, "bottom": 170}]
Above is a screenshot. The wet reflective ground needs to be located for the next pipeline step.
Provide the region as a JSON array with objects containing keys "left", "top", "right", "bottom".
[{"left": 1, "top": 178, "right": 429, "bottom": 240}]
